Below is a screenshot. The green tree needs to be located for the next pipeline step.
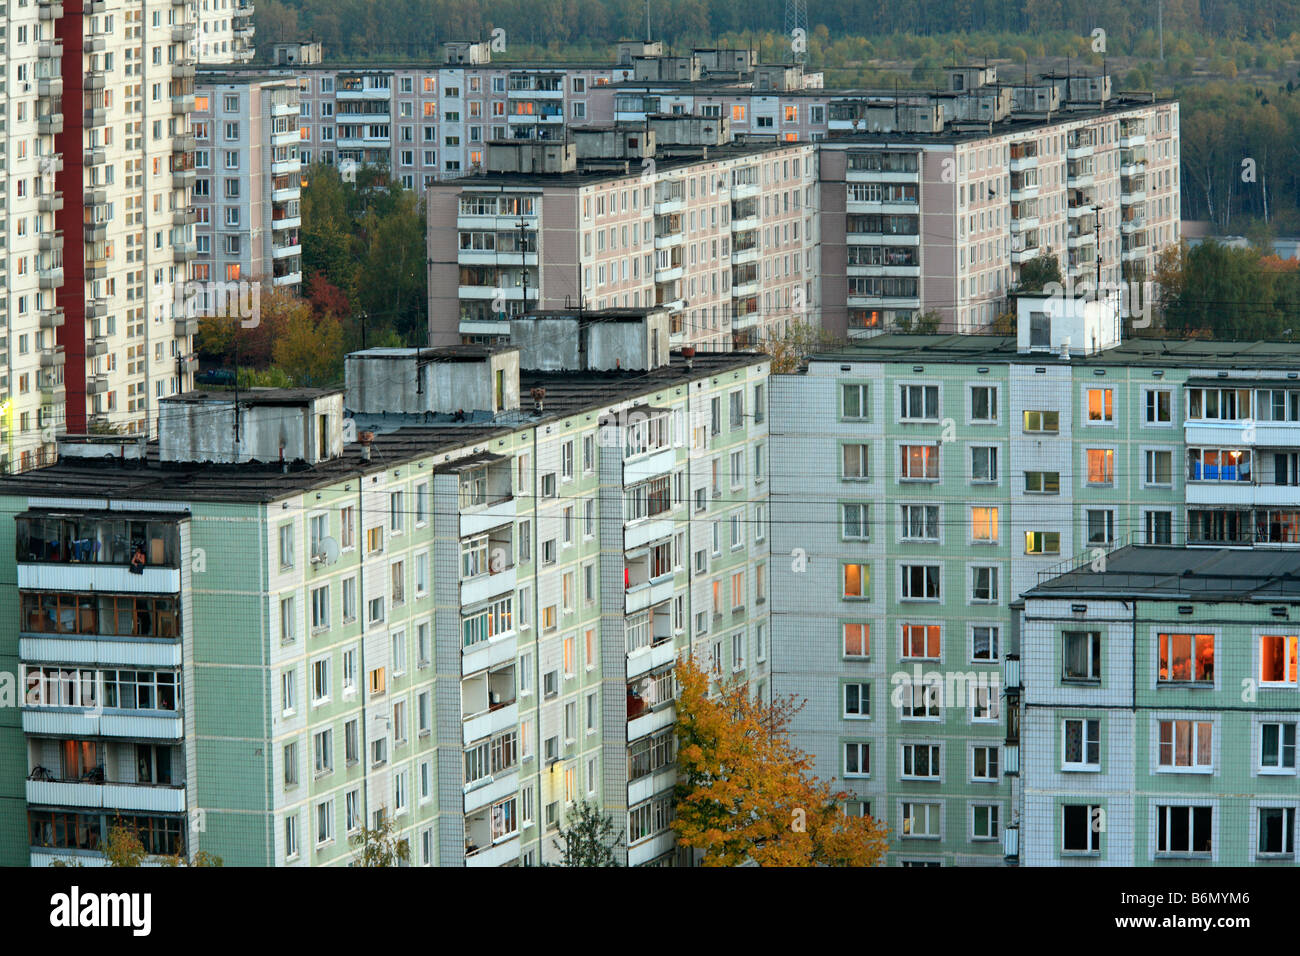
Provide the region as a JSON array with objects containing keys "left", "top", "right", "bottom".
[
  {"left": 1015, "top": 253, "right": 1063, "bottom": 292},
  {"left": 549, "top": 800, "right": 625, "bottom": 866},
  {"left": 757, "top": 320, "right": 847, "bottom": 373},
  {"left": 350, "top": 811, "right": 411, "bottom": 866}
]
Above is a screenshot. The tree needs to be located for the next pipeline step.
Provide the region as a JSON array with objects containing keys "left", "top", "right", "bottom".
[
  {"left": 758, "top": 320, "right": 847, "bottom": 374},
  {"left": 1015, "top": 253, "right": 1063, "bottom": 292},
  {"left": 350, "top": 811, "right": 411, "bottom": 866},
  {"left": 273, "top": 309, "right": 345, "bottom": 386},
  {"left": 550, "top": 799, "right": 625, "bottom": 866},
  {"left": 672, "top": 658, "right": 890, "bottom": 867},
  {"left": 895, "top": 309, "right": 943, "bottom": 333}
]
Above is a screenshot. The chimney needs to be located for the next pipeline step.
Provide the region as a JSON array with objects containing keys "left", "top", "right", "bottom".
[
  {"left": 682, "top": 345, "right": 696, "bottom": 370},
  {"left": 1060, "top": 338, "right": 1071, "bottom": 361},
  {"left": 531, "top": 387, "right": 546, "bottom": 413},
  {"left": 359, "top": 430, "right": 374, "bottom": 461}
]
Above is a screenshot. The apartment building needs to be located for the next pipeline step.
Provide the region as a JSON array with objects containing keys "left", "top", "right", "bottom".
[
  {"left": 2, "top": 310, "right": 772, "bottom": 867},
  {"left": 192, "top": 72, "right": 302, "bottom": 298},
  {"left": 1, "top": 0, "right": 200, "bottom": 469},
  {"left": 771, "top": 297, "right": 1300, "bottom": 866},
  {"left": 426, "top": 132, "right": 818, "bottom": 351},
  {"left": 195, "top": 0, "right": 253, "bottom": 65},
  {"left": 31, "top": 0, "right": 202, "bottom": 450},
  {"left": 1019, "top": 546, "right": 1300, "bottom": 866},
  {"left": 3, "top": 0, "right": 66, "bottom": 474}
]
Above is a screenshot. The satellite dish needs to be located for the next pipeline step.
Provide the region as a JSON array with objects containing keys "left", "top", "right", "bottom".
[{"left": 321, "top": 537, "right": 340, "bottom": 565}]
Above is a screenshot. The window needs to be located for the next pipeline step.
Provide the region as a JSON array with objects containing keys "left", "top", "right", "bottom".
[
  {"left": 1086, "top": 388, "right": 1113, "bottom": 422},
  {"left": 844, "top": 742, "right": 870, "bottom": 777},
  {"left": 971, "top": 446, "right": 998, "bottom": 483},
  {"left": 842, "top": 563, "right": 869, "bottom": 599},
  {"left": 1063, "top": 718, "right": 1101, "bottom": 769},
  {"left": 1157, "top": 720, "right": 1213, "bottom": 770},
  {"left": 1062, "top": 804, "right": 1102, "bottom": 854},
  {"left": 313, "top": 729, "right": 333, "bottom": 775},
  {"left": 1023, "top": 410, "right": 1059, "bottom": 433},
  {"left": 901, "top": 802, "right": 940, "bottom": 838},
  {"left": 972, "top": 746, "right": 999, "bottom": 781},
  {"left": 1086, "top": 509, "right": 1115, "bottom": 546},
  {"left": 973, "top": 805, "right": 1000, "bottom": 840},
  {"left": 1146, "top": 389, "right": 1172, "bottom": 423},
  {"left": 1258, "top": 807, "right": 1295, "bottom": 857},
  {"left": 1260, "top": 634, "right": 1299, "bottom": 685},
  {"left": 1155, "top": 805, "right": 1212, "bottom": 857},
  {"left": 902, "top": 744, "right": 941, "bottom": 779},
  {"left": 1024, "top": 471, "right": 1060, "bottom": 494},
  {"left": 842, "top": 503, "right": 870, "bottom": 539},
  {"left": 1145, "top": 449, "right": 1173, "bottom": 486},
  {"left": 970, "top": 507, "right": 998, "bottom": 543},
  {"left": 844, "top": 682, "right": 870, "bottom": 718},
  {"left": 345, "top": 719, "right": 359, "bottom": 765},
  {"left": 1085, "top": 448, "right": 1114, "bottom": 485},
  {"left": 900, "top": 504, "right": 938, "bottom": 541},
  {"left": 843, "top": 623, "right": 869, "bottom": 658},
  {"left": 899, "top": 384, "right": 939, "bottom": 421},
  {"left": 342, "top": 649, "right": 358, "bottom": 696},
  {"left": 1187, "top": 387, "right": 1250, "bottom": 422},
  {"left": 900, "top": 565, "right": 940, "bottom": 601},
  {"left": 1063, "top": 631, "right": 1102, "bottom": 682},
  {"left": 316, "top": 800, "right": 334, "bottom": 845},
  {"left": 1025, "top": 531, "right": 1060, "bottom": 555},
  {"left": 285, "top": 815, "right": 299, "bottom": 858},
  {"left": 1261, "top": 723, "right": 1297, "bottom": 771},
  {"left": 900, "top": 445, "right": 938, "bottom": 481},
  {"left": 971, "top": 386, "right": 997, "bottom": 423},
  {"left": 278, "top": 524, "right": 294, "bottom": 568},
  {"left": 312, "top": 658, "right": 330, "bottom": 703},
  {"left": 1158, "top": 633, "right": 1215, "bottom": 683},
  {"left": 279, "top": 597, "right": 296, "bottom": 645},
  {"left": 283, "top": 741, "right": 299, "bottom": 787},
  {"left": 281, "top": 669, "right": 297, "bottom": 714},
  {"left": 842, "top": 443, "right": 870, "bottom": 480},
  {"left": 971, "top": 566, "right": 998, "bottom": 603},
  {"left": 902, "top": 624, "right": 940, "bottom": 660},
  {"left": 1146, "top": 510, "right": 1173, "bottom": 544},
  {"left": 842, "top": 384, "right": 869, "bottom": 419}
]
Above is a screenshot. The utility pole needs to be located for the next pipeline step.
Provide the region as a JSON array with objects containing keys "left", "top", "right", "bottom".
[
  {"left": 359, "top": 309, "right": 368, "bottom": 350},
  {"left": 1094, "top": 204, "right": 1104, "bottom": 299},
  {"left": 645, "top": 0, "right": 650, "bottom": 43}
]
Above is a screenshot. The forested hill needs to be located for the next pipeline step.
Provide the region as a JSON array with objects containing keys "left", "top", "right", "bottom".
[{"left": 255, "top": 0, "right": 1300, "bottom": 56}]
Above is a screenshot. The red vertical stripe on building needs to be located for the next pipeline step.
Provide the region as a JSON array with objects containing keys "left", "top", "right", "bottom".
[{"left": 54, "top": 2, "right": 86, "bottom": 432}]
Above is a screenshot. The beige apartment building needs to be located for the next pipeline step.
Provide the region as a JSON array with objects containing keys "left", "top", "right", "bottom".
[
  {"left": 425, "top": 125, "right": 818, "bottom": 351},
  {"left": 3, "top": 0, "right": 201, "bottom": 472}
]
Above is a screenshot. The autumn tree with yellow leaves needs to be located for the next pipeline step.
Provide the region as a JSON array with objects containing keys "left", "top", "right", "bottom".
[{"left": 671, "top": 657, "right": 889, "bottom": 866}]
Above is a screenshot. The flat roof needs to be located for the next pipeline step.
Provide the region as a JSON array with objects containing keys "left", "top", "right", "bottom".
[
  {"left": 347, "top": 345, "right": 517, "bottom": 361},
  {"left": 453, "top": 141, "right": 808, "bottom": 188},
  {"left": 163, "top": 387, "right": 343, "bottom": 406},
  {"left": 1026, "top": 546, "right": 1300, "bottom": 602},
  {"left": 812, "top": 334, "right": 1300, "bottom": 371},
  {"left": 0, "top": 351, "right": 765, "bottom": 504}
]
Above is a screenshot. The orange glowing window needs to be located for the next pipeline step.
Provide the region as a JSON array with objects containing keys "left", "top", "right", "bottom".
[
  {"left": 1086, "top": 448, "right": 1114, "bottom": 484},
  {"left": 1087, "top": 388, "right": 1113, "bottom": 422},
  {"left": 1261, "top": 635, "right": 1299, "bottom": 685},
  {"left": 842, "top": 563, "right": 868, "bottom": 598},
  {"left": 1158, "top": 633, "right": 1215, "bottom": 683},
  {"left": 195, "top": 95, "right": 209, "bottom": 111},
  {"left": 225, "top": 263, "right": 241, "bottom": 281}
]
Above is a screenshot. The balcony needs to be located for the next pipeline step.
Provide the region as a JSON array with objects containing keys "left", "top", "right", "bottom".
[
  {"left": 38, "top": 232, "right": 63, "bottom": 254},
  {"left": 625, "top": 572, "right": 674, "bottom": 616},
  {"left": 39, "top": 113, "right": 64, "bottom": 136},
  {"left": 463, "top": 766, "right": 519, "bottom": 815},
  {"left": 172, "top": 168, "right": 195, "bottom": 189},
  {"left": 171, "top": 63, "right": 196, "bottom": 81},
  {"left": 38, "top": 77, "right": 63, "bottom": 99},
  {"left": 172, "top": 134, "right": 196, "bottom": 155},
  {"left": 86, "top": 374, "right": 110, "bottom": 396},
  {"left": 23, "top": 709, "right": 183, "bottom": 740},
  {"left": 464, "top": 831, "right": 519, "bottom": 867},
  {"left": 462, "top": 700, "right": 517, "bottom": 748},
  {"left": 38, "top": 192, "right": 63, "bottom": 214},
  {"left": 170, "top": 23, "right": 196, "bottom": 42},
  {"left": 462, "top": 628, "right": 517, "bottom": 680},
  {"left": 171, "top": 94, "right": 195, "bottom": 115},
  {"left": 83, "top": 108, "right": 106, "bottom": 128},
  {"left": 26, "top": 776, "right": 185, "bottom": 815},
  {"left": 84, "top": 147, "right": 106, "bottom": 167},
  {"left": 40, "top": 309, "right": 65, "bottom": 330},
  {"left": 38, "top": 41, "right": 64, "bottom": 59},
  {"left": 38, "top": 268, "right": 64, "bottom": 290},
  {"left": 38, "top": 0, "right": 64, "bottom": 19}
]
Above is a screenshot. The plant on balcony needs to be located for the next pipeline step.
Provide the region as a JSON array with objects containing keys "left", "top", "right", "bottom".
[
  {"left": 349, "top": 809, "right": 411, "bottom": 867},
  {"left": 671, "top": 658, "right": 889, "bottom": 867},
  {"left": 548, "top": 800, "right": 625, "bottom": 867}
]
